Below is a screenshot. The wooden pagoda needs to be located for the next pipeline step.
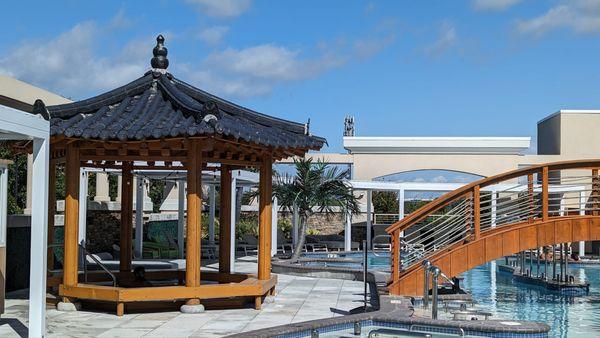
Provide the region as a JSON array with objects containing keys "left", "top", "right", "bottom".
[{"left": 36, "top": 35, "right": 325, "bottom": 315}]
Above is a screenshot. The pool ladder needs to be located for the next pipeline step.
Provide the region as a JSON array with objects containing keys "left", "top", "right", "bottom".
[{"left": 421, "top": 260, "right": 455, "bottom": 320}]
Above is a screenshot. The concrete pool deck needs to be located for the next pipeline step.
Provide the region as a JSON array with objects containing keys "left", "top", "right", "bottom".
[{"left": 0, "top": 259, "right": 367, "bottom": 337}]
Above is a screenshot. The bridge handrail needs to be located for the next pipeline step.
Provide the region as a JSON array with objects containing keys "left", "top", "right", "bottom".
[{"left": 385, "top": 159, "right": 600, "bottom": 235}]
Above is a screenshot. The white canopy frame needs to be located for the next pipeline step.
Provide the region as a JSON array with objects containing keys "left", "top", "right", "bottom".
[{"left": 0, "top": 105, "right": 50, "bottom": 338}]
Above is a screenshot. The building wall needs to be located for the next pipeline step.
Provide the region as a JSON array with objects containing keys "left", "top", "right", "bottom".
[
  {"left": 560, "top": 112, "right": 600, "bottom": 157},
  {"left": 537, "top": 114, "right": 561, "bottom": 155}
]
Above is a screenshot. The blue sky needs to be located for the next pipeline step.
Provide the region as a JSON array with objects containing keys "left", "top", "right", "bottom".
[{"left": 2, "top": 0, "right": 600, "bottom": 153}]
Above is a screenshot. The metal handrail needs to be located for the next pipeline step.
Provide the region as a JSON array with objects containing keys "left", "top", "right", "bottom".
[
  {"left": 386, "top": 159, "right": 600, "bottom": 234},
  {"left": 409, "top": 324, "right": 465, "bottom": 337},
  {"left": 78, "top": 243, "right": 117, "bottom": 287}
]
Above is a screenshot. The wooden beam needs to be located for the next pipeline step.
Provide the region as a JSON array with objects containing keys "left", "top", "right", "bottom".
[
  {"left": 63, "top": 143, "right": 80, "bottom": 287},
  {"left": 391, "top": 230, "right": 399, "bottom": 283},
  {"left": 473, "top": 185, "right": 480, "bottom": 240},
  {"left": 593, "top": 169, "right": 599, "bottom": 216},
  {"left": 258, "top": 153, "right": 273, "bottom": 280},
  {"left": 528, "top": 173, "right": 534, "bottom": 222},
  {"left": 542, "top": 167, "right": 549, "bottom": 222},
  {"left": 120, "top": 161, "right": 134, "bottom": 273},
  {"left": 219, "top": 165, "right": 232, "bottom": 274},
  {"left": 186, "top": 139, "right": 203, "bottom": 295}
]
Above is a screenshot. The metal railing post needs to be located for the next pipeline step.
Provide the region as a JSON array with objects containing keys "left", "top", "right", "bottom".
[
  {"left": 430, "top": 266, "right": 440, "bottom": 319},
  {"left": 422, "top": 260, "right": 431, "bottom": 308},
  {"left": 363, "top": 240, "right": 368, "bottom": 312}
]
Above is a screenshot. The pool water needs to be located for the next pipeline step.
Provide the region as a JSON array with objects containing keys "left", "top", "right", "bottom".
[
  {"left": 302, "top": 252, "right": 391, "bottom": 271},
  {"left": 461, "top": 261, "right": 600, "bottom": 338},
  {"left": 319, "top": 325, "right": 471, "bottom": 337}
]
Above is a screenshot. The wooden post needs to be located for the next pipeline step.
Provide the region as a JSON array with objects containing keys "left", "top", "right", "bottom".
[
  {"left": 219, "top": 165, "right": 232, "bottom": 274},
  {"left": 391, "top": 230, "right": 399, "bottom": 283},
  {"left": 527, "top": 173, "right": 534, "bottom": 222},
  {"left": 186, "top": 139, "right": 203, "bottom": 293},
  {"left": 473, "top": 186, "right": 481, "bottom": 239},
  {"left": 258, "top": 153, "right": 273, "bottom": 281},
  {"left": 593, "top": 169, "right": 599, "bottom": 216},
  {"left": 465, "top": 192, "right": 473, "bottom": 240},
  {"left": 120, "top": 161, "right": 134, "bottom": 273},
  {"left": 47, "top": 159, "right": 56, "bottom": 273},
  {"left": 63, "top": 143, "right": 80, "bottom": 288},
  {"left": 542, "top": 167, "right": 549, "bottom": 222}
]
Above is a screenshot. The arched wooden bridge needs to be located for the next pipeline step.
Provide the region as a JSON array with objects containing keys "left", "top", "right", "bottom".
[{"left": 386, "top": 159, "right": 600, "bottom": 296}]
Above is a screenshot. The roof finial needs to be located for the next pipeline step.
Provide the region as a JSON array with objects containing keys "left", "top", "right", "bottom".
[{"left": 151, "top": 34, "right": 169, "bottom": 70}]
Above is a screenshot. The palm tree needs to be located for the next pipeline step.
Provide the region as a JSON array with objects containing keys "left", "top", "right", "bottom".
[{"left": 273, "top": 158, "right": 360, "bottom": 261}]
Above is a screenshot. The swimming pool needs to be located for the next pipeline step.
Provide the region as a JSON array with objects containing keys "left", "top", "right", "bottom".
[
  {"left": 461, "top": 260, "right": 600, "bottom": 338},
  {"left": 301, "top": 252, "right": 391, "bottom": 271}
]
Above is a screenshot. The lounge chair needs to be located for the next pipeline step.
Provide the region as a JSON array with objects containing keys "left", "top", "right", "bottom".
[
  {"left": 372, "top": 235, "right": 392, "bottom": 251},
  {"left": 277, "top": 229, "right": 293, "bottom": 254},
  {"left": 238, "top": 234, "right": 259, "bottom": 255}
]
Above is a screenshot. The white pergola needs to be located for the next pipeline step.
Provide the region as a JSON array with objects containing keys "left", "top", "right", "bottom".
[
  {"left": 77, "top": 166, "right": 278, "bottom": 273},
  {"left": 0, "top": 105, "right": 49, "bottom": 338}
]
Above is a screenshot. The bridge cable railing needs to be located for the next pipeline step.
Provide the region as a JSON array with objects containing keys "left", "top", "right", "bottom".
[{"left": 386, "top": 161, "right": 600, "bottom": 282}]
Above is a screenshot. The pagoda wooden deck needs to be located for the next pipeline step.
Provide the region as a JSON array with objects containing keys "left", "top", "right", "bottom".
[{"left": 58, "top": 273, "right": 277, "bottom": 316}]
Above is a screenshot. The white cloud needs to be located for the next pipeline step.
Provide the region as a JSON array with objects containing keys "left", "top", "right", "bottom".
[
  {"left": 472, "top": 0, "right": 521, "bottom": 12},
  {"left": 353, "top": 34, "right": 396, "bottom": 60},
  {"left": 0, "top": 22, "right": 146, "bottom": 98},
  {"left": 425, "top": 22, "right": 458, "bottom": 57},
  {"left": 186, "top": 0, "right": 251, "bottom": 18},
  {"left": 197, "top": 25, "right": 230, "bottom": 45},
  {"left": 517, "top": 0, "right": 600, "bottom": 36},
  {"left": 179, "top": 44, "right": 345, "bottom": 97}
]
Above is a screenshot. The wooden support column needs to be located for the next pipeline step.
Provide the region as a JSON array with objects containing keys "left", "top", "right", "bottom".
[
  {"left": 593, "top": 169, "right": 599, "bottom": 216},
  {"left": 219, "top": 165, "right": 232, "bottom": 274},
  {"left": 542, "top": 167, "right": 549, "bottom": 221},
  {"left": 473, "top": 185, "right": 481, "bottom": 240},
  {"left": 527, "top": 173, "right": 534, "bottom": 221},
  {"left": 47, "top": 159, "right": 56, "bottom": 272},
  {"left": 258, "top": 153, "right": 273, "bottom": 281},
  {"left": 465, "top": 192, "right": 473, "bottom": 240},
  {"left": 120, "top": 161, "right": 134, "bottom": 273},
  {"left": 63, "top": 143, "right": 80, "bottom": 288},
  {"left": 391, "top": 230, "right": 399, "bottom": 283},
  {"left": 186, "top": 139, "right": 202, "bottom": 296}
]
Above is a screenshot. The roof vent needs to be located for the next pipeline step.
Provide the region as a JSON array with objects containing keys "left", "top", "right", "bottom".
[{"left": 151, "top": 35, "right": 169, "bottom": 70}]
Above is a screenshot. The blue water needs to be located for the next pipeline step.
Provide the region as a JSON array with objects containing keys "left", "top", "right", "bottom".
[
  {"left": 302, "top": 252, "right": 391, "bottom": 270},
  {"left": 461, "top": 261, "right": 600, "bottom": 338}
]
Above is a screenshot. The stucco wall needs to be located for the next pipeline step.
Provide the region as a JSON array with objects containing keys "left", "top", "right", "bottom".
[{"left": 537, "top": 114, "right": 561, "bottom": 155}]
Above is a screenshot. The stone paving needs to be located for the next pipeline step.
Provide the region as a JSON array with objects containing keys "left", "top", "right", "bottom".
[{"left": 0, "top": 260, "right": 366, "bottom": 337}]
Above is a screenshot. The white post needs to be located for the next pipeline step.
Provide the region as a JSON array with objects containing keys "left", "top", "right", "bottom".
[
  {"left": 116, "top": 175, "right": 122, "bottom": 202},
  {"left": 271, "top": 196, "right": 278, "bottom": 256},
  {"left": 398, "top": 189, "right": 405, "bottom": 220},
  {"left": 94, "top": 172, "right": 110, "bottom": 202},
  {"left": 134, "top": 177, "right": 144, "bottom": 258},
  {"left": 230, "top": 177, "right": 237, "bottom": 273},
  {"left": 209, "top": 185, "right": 216, "bottom": 245},
  {"left": 78, "top": 168, "right": 88, "bottom": 245},
  {"left": 24, "top": 153, "right": 33, "bottom": 215},
  {"left": 345, "top": 212, "right": 352, "bottom": 251},
  {"left": 491, "top": 190, "right": 497, "bottom": 228},
  {"left": 366, "top": 190, "right": 372, "bottom": 249},
  {"left": 0, "top": 166, "right": 7, "bottom": 243},
  {"left": 29, "top": 137, "right": 49, "bottom": 338},
  {"left": 292, "top": 203, "right": 299, "bottom": 247},
  {"left": 177, "top": 180, "right": 185, "bottom": 258},
  {"left": 579, "top": 191, "right": 586, "bottom": 256},
  {"left": 398, "top": 188, "right": 405, "bottom": 239}
]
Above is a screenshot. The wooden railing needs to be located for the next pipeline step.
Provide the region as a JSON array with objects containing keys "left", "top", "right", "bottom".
[{"left": 386, "top": 159, "right": 600, "bottom": 284}]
